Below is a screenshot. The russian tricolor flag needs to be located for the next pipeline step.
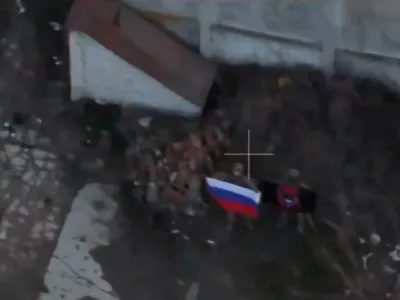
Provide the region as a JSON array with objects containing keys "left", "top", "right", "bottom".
[{"left": 206, "top": 177, "right": 261, "bottom": 219}]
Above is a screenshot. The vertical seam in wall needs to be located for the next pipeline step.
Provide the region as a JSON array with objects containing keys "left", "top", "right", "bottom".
[
  {"left": 198, "top": 2, "right": 218, "bottom": 57},
  {"left": 337, "top": 0, "right": 346, "bottom": 50},
  {"left": 77, "top": 32, "right": 88, "bottom": 98},
  {"left": 320, "top": 0, "right": 346, "bottom": 72}
]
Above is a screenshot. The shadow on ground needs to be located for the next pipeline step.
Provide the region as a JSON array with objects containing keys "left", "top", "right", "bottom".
[{"left": 93, "top": 65, "right": 400, "bottom": 300}]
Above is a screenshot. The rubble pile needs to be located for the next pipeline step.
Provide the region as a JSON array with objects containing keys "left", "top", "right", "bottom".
[
  {"left": 115, "top": 66, "right": 400, "bottom": 300},
  {"left": 217, "top": 67, "right": 400, "bottom": 300},
  {"left": 123, "top": 122, "right": 231, "bottom": 217},
  {"left": 26, "top": 67, "right": 397, "bottom": 300}
]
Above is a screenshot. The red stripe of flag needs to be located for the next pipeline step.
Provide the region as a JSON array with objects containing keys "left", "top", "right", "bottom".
[{"left": 215, "top": 198, "right": 258, "bottom": 219}]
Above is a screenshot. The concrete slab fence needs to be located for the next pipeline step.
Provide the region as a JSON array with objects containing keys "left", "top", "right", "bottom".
[{"left": 124, "top": 0, "right": 400, "bottom": 89}]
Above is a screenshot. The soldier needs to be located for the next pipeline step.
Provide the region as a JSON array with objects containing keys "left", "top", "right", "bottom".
[
  {"left": 185, "top": 132, "right": 213, "bottom": 173},
  {"left": 165, "top": 141, "right": 183, "bottom": 170},
  {"left": 276, "top": 168, "right": 305, "bottom": 234},
  {"left": 145, "top": 154, "right": 163, "bottom": 226},
  {"left": 161, "top": 161, "right": 191, "bottom": 222},
  {"left": 146, "top": 181, "right": 159, "bottom": 226},
  {"left": 127, "top": 157, "right": 148, "bottom": 204},
  {"left": 203, "top": 126, "right": 229, "bottom": 159},
  {"left": 185, "top": 173, "right": 208, "bottom": 217},
  {"left": 217, "top": 162, "right": 258, "bottom": 231},
  {"left": 132, "top": 177, "right": 146, "bottom": 204}
]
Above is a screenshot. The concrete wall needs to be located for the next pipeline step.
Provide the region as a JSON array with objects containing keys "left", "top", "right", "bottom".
[
  {"left": 69, "top": 31, "right": 200, "bottom": 116},
  {"left": 125, "top": 0, "right": 400, "bottom": 89}
]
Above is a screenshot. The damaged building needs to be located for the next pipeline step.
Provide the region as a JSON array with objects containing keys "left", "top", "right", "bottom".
[
  {"left": 66, "top": 0, "right": 216, "bottom": 117},
  {"left": 68, "top": 0, "right": 400, "bottom": 95}
]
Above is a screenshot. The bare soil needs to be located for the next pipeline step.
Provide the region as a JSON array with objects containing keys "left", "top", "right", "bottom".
[{"left": 104, "top": 65, "right": 400, "bottom": 300}]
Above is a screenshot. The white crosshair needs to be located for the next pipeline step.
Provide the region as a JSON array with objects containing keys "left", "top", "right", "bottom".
[{"left": 224, "top": 129, "right": 274, "bottom": 179}]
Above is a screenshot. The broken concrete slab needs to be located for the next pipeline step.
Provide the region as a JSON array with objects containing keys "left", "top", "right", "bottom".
[
  {"left": 38, "top": 183, "right": 120, "bottom": 300},
  {"left": 66, "top": 0, "right": 216, "bottom": 117},
  {"left": 0, "top": 144, "right": 66, "bottom": 284}
]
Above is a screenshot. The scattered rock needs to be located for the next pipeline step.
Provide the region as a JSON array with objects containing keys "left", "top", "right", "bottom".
[
  {"left": 38, "top": 137, "right": 51, "bottom": 147},
  {"left": 206, "top": 239, "right": 215, "bottom": 246},
  {"left": 185, "top": 282, "right": 199, "bottom": 300},
  {"left": 177, "top": 278, "right": 185, "bottom": 286},
  {"left": 389, "top": 245, "right": 400, "bottom": 262},
  {"left": 81, "top": 158, "right": 104, "bottom": 171},
  {"left": 383, "top": 265, "right": 396, "bottom": 274},
  {"left": 370, "top": 232, "right": 381, "bottom": 246},
  {"left": 138, "top": 117, "right": 152, "bottom": 128},
  {"left": 362, "top": 252, "right": 372, "bottom": 269},
  {"left": 44, "top": 197, "right": 53, "bottom": 207},
  {"left": 49, "top": 22, "right": 62, "bottom": 31},
  {"left": 66, "top": 153, "right": 75, "bottom": 161}
]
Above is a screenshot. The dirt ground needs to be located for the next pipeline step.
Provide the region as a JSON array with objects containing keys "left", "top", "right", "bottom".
[
  {"left": 1, "top": 0, "right": 400, "bottom": 299},
  {"left": 105, "top": 65, "right": 400, "bottom": 300},
  {"left": 206, "top": 65, "right": 400, "bottom": 300}
]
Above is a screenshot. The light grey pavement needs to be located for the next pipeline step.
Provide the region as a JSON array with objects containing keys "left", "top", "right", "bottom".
[
  {"left": 39, "top": 183, "right": 120, "bottom": 300},
  {"left": 0, "top": 117, "right": 86, "bottom": 299}
]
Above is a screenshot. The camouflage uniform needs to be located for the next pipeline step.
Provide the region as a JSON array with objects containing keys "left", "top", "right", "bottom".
[
  {"left": 278, "top": 168, "right": 306, "bottom": 234},
  {"left": 185, "top": 174, "right": 207, "bottom": 217},
  {"left": 128, "top": 159, "right": 148, "bottom": 203},
  {"left": 145, "top": 154, "right": 164, "bottom": 225},
  {"left": 204, "top": 126, "right": 229, "bottom": 160},
  {"left": 224, "top": 163, "right": 258, "bottom": 231},
  {"left": 161, "top": 161, "right": 190, "bottom": 221}
]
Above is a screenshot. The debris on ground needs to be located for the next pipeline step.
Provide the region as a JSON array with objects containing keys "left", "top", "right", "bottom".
[
  {"left": 94, "top": 66, "right": 400, "bottom": 300},
  {"left": 2, "top": 5, "right": 400, "bottom": 296},
  {"left": 389, "top": 245, "right": 400, "bottom": 262}
]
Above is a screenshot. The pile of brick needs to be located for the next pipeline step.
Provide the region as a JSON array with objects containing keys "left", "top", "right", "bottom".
[{"left": 127, "top": 125, "right": 230, "bottom": 215}]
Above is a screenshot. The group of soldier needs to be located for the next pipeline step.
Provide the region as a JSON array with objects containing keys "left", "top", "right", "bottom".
[{"left": 126, "top": 123, "right": 313, "bottom": 235}]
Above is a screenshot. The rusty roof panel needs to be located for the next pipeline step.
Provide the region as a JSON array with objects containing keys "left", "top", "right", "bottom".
[{"left": 66, "top": 0, "right": 216, "bottom": 109}]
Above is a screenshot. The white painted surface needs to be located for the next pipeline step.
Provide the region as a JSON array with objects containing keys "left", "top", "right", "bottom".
[
  {"left": 69, "top": 32, "right": 84, "bottom": 103},
  {"left": 69, "top": 31, "right": 200, "bottom": 117},
  {"left": 38, "top": 183, "right": 120, "bottom": 300},
  {"left": 185, "top": 282, "right": 200, "bottom": 300},
  {"left": 162, "top": 21, "right": 200, "bottom": 47},
  {"left": 123, "top": 0, "right": 400, "bottom": 89},
  {"left": 122, "top": 1, "right": 197, "bottom": 18},
  {"left": 336, "top": 50, "right": 400, "bottom": 88},
  {"left": 209, "top": 27, "right": 321, "bottom": 67}
]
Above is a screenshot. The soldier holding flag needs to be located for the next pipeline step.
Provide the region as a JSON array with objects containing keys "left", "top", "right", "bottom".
[{"left": 207, "top": 162, "right": 260, "bottom": 231}]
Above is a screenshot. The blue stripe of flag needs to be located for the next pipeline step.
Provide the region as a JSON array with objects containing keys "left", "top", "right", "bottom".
[{"left": 208, "top": 186, "right": 259, "bottom": 209}]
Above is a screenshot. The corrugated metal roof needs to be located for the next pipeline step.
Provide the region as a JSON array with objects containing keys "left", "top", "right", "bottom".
[{"left": 66, "top": 0, "right": 216, "bottom": 109}]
